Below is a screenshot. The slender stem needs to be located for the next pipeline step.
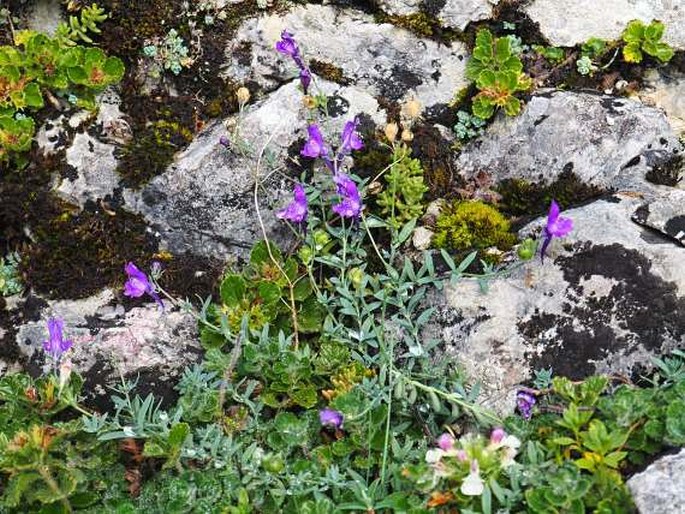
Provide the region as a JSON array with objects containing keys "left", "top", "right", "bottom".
[
  {"left": 394, "top": 371, "right": 502, "bottom": 425},
  {"left": 251, "top": 138, "right": 301, "bottom": 349}
]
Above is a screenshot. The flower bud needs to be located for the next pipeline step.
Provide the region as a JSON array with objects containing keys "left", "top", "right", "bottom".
[
  {"left": 349, "top": 267, "right": 364, "bottom": 288},
  {"left": 302, "top": 95, "right": 317, "bottom": 110},
  {"left": 384, "top": 122, "right": 399, "bottom": 142},
  {"left": 313, "top": 229, "right": 331, "bottom": 250},
  {"left": 403, "top": 98, "right": 422, "bottom": 120},
  {"left": 298, "top": 245, "right": 313, "bottom": 265},
  {"left": 517, "top": 238, "right": 537, "bottom": 261},
  {"left": 236, "top": 87, "right": 250, "bottom": 105},
  {"left": 401, "top": 129, "right": 414, "bottom": 142}
]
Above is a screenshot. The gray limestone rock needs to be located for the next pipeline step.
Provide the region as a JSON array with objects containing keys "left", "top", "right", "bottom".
[
  {"left": 26, "top": 0, "right": 62, "bottom": 36},
  {"left": 125, "top": 79, "right": 385, "bottom": 261},
  {"left": 525, "top": 0, "right": 685, "bottom": 50},
  {"left": 632, "top": 189, "right": 685, "bottom": 245},
  {"left": 12, "top": 290, "right": 200, "bottom": 407},
  {"left": 456, "top": 91, "right": 683, "bottom": 190},
  {"left": 223, "top": 4, "right": 470, "bottom": 107},
  {"left": 628, "top": 449, "right": 685, "bottom": 514},
  {"left": 640, "top": 68, "right": 685, "bottom": 135},
  {"left": 424, "top": 195, "right": 685, "bottom": 415},
  {"left": 377, "top": 0, "right": 500, "bottom": 30}
]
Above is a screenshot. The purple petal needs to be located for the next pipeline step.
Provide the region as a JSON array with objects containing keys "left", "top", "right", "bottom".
[
  {"left": 301, "top": 124, "right": 327, "bottom": 159},
  {"left": 546, "top": 200, "right": 560, "bottom": 227},
  {"left": 299, "top": 67, "right": 312, "bottom": 94},
  {"left": 275, "top": 30, "right": 299, "bottom": 57},
  {"left": 319, "top": 408, "right": 344, "bottom": 429},
  {"left": 548, "top": 216, "right": 573, "bottom": 238},
  {"left": 276, "top": 183, "right": 308, "bottom": 224},
  {"left": 437, "top": 433, "right": 455, "bottom": 451},
  {"left": 43, "top": 318, "right": 72, "bottom": 358},
  {"left": 332, "top": 173, "right": 362, "bottom": 219},
  {"left": 340, "top": 118, "right": 363, "bottom": 154},
  {"left": 124, "top": 262, "right": 152, "bottom": 298}
]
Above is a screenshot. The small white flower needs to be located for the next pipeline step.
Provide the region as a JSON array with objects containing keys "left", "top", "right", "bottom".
[
  {"left": 425, "top": 449, "right": 444, "bottom": 463},
  {"left": 460, "top": 461, "right": 485, "bottom": 496}
]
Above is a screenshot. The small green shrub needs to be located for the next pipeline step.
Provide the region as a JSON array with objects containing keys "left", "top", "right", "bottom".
[
  {"left": 376, "top": 144, "right": 428, "bottom": 228},
  {"left": 0, "top": 28, "right": 124, "bottom": 160},
  {"left": 433, "top": 200, "right": 516, "bottom": 255},
  {"left": 199, "top": 241, "right": 324, "bottom": 349},
  {"left": 466, "top": 29, "right": 532, "bottom": 119},
  {"left": 622, "top": 20, "right": 674, "bottom": 64}
]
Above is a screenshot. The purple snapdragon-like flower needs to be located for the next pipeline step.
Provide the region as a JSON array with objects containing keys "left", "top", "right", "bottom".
[
  {"left": 276, "top": 183, "right": 308, "bottom": 226},
  {"left": 301, "top": 124, "right": 328, "bottom": 159},
  {"left": 516, "top": 390, "right": 537, "bottom": 420},
  {"left": 339, "top": 117, "right": 364, "bottom": 156},
  {"left": 43, "top": 318, "right": 73, "bottom": 360},
  {"left": 540, "top": 200, "right": 573, "bottom": 262},
  {"left": 275, "top": 30, "right": 311, "bottom": 94},
  {"left": 319, "top": 408, "right": 344, "bottom": 429},
  {"left": 299, "top": 68, "right": 312, "bottom": 94},
  {"left": 332, "top": 173, "right": 362, "bottom": 219},
  {"left": 275, "top": 30, "right": 299, "bottom": 58},
  {"left": 124, "top": 262, "right": 163, "bottom": 309}
]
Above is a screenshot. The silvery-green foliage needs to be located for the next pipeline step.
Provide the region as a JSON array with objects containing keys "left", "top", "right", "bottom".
[{"left": 0, "top": 252, "right": 22, "bottom": 296}]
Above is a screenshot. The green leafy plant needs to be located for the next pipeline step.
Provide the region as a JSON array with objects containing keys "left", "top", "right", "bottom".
[
  {"left": 453, "top": 110, "right": 487, "bottom": 141},
  {"left": 376, "top": 143, "right": 429, "bottom": 228},
  {"left": 433, "top": 200, "right": 516, "bottom": 257},
  {"left": 622, "top": 20, "right": 674, "bottom": 64},
  {"left": 0, "top": 252, "right": 22, "bottom": 296},
  {"left": 533, "top": 45, "right": 565, "bottom": 64},
  {"left": 142, "top": 28, "right": 193, "bottom": 76},
  {"left": 466, "top": 29, "right": 532, "bottom": 119},
  {"left": 200, "top": 240, "right": 324, "bottom": 349},
  {"left": 55, "top": 3, "right": 108, "bottom": 46},
  {"left": 0, "top": 27, "right": 124, "bottom": 160}
]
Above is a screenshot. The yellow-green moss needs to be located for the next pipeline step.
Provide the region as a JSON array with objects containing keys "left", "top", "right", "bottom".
[
  {"left": 496, "top": 170, "right": 603, "bottom": 217},
  {"left": 309, "top": 60, "right": 346, "bottom": 84},
  {"left": 433, "top": 200, "right": 516, "bottom": 255}
]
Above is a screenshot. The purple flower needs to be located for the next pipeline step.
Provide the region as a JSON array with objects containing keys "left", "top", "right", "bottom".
[
  {"left": 332, "top": 173, "right": 362, "bottom": 219},
  {"left": 540, "top": 200, "right": 573, "bottom": 262},
  {"left": 437, "top": 433, "right": 455, "bottom": 451},
  {"left": 124, "top": 262, "right": 163, "bottom": 309},
  {"left": 301, "top": 124, "right": 328, "bottom": 159},
  {"left": 516, "top": 390, "right": 536, "bottom": 420},
  {"left": 299, "top": 67, "right": 312, "bottom": 94},
  {"left": 276, "top": 183, "right": 308, "bottom": 226},
  {"left": 43, "top": 318, "right": 73, "bottom": 360},
  {"left": 319, "top": 408, "right": 344, "bottom": 429},
  {"left": 275, "top": 30, "right": 299, "bottom": 58},
  {"left": 339, "top": 117, "right": 363, "bottom": 156},
  {"left": 490, "top": 427, "right": 506, "bottom": 445},
  {"left": 219, "top": 135, "right": 230, "bottom": 148}
]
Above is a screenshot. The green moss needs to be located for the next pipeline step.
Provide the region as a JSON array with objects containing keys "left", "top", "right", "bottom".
[
  {"left": 116, "top": 117, "right": 194, "bottom": 188},
  {"left": 309, "top": 60, "right": 346, "bottom": 84},
  {"left": 23, "top": 206, "right": 157, "bottom": 300},
  {"left": 375, "top": 12, "right": 461, "bottom": 41},
  {"left": 496, "top": 169, "right": 604, "bottom": 217},
  {"left": 433, "top": 200, "right": 516, "bottom": 257}
]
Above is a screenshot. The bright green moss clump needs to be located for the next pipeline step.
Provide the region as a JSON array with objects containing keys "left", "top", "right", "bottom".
[{"left": 433, "top": 200, "right": 516, "bottom": 254}]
